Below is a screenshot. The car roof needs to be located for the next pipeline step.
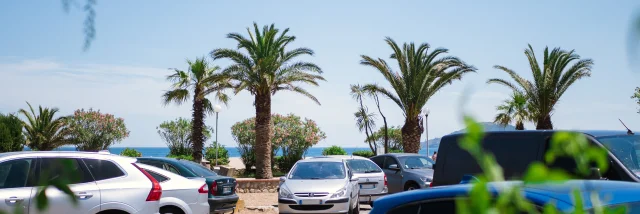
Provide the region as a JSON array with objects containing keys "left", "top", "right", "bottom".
[
  {"left": 375, "top": 153, "right": 428, "bottom": 157},
  {"left": 0, "top": 151, "right": 135, "bottom": 162},
  {"left": 297, "top": 157, "right": 344, "bottom": 163},
  {"left": 372, "top": 180, "right": 640, "bottom": 212},
  {"left": 137, "top": 156, "right": 182, "bottom": 163},
  {"left": 443, "top": 130, "right": 635, "bottom": 138},
  {"left": 309, "top": 155, "right": 369, "bottom": 160}
]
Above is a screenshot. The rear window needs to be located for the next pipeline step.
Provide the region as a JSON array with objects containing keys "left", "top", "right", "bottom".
[
  {"left": 347, "top": 159, "right": 382, "bottom": 173},
  {"left": 179, "top": 160, "right": 217, "bottom": 177},
  {"left": 145, "top": 169, "right": 169, "bottom": 183},
  {"left": 82, "top": 159, "right": 125, "bottom": 180}
]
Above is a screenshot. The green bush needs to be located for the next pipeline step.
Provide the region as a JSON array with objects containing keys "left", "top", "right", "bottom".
[
  {"left": 166, "top": 154, "right": 194, "bottom": 161},
  {"left": 351, "top": 150, "right": 374, "bottom": 158},
  {"left": 0, "top": 113, "right": 25, "bottom": 152},
  {"left": 205, "top": 142, "right": 230, "bottom": 166},
  {"left": 322, "top": 145, "right": 347, "bottom": 156},
  {"left": 120, "top": 148, "right": 141, "bottom": 157},
  {"left": 388, "top": 148, "right": 403, "bottom": 153}
]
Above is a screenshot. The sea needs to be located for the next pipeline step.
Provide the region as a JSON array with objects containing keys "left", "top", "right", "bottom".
[{"left": 25, "top": 147, "right": 439, "bottom": 158}]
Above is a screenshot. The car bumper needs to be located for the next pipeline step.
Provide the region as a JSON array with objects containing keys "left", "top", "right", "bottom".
[
  {"left": 208, "top": 194, "right": 239, "bottom": 214},
  {"left": 359, "top": 192, "right": 387, "bottom": 204},
  {"left": 278, "top": 198, "right": 351, "bottom": 214}
]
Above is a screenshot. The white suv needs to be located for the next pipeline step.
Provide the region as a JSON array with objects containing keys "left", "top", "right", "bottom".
[{"left": 0, "top": 151, "right": 161, "bottom": 214}]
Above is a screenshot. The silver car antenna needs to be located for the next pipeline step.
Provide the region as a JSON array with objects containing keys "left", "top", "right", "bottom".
[{"left": 619, "top": 119, "right": 634, "bottom": 135}]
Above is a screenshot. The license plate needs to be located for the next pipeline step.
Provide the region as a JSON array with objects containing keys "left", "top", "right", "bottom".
[
  {"left": 300, "top": 199, "right": 322, "bottom": 205},
  {"left": 223, "top": 187, "right": 231, "bottom": 193},
  {"left": 361, "top": 184, "right": 375, "bottom": 189}
]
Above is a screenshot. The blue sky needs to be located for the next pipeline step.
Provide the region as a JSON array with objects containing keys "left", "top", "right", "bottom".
[{"left": 2, "top": 1, "right": 640, "bottom": 148}]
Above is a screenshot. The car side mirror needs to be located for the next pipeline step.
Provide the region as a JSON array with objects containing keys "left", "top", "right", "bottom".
[
  {"left": 388, "top": 164, "right": 400, "bottom": 170},
  {"left": 280, "top": 176, "right": 286, "bottom": 182},
  {"left": 350, "top": 176, "right": 359, "bottom": 182}
]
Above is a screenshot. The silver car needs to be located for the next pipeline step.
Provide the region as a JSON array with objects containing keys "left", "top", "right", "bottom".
[
  {"left": 137, "top": 164, "right": 210, "bottom": 214},
  {"left": 308, "top": 156, "right": 387, "bottom": 205},
  {"left": 278, "top": 158, "right": 360, "bottom": 214},
  {"left": 0, "top": 151, "right": 161, "bottom": 214},
  {"left": 370, "top": 153, "right": 435, "bottom": 193}
]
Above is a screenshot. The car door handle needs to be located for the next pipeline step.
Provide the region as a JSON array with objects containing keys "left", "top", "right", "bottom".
[
  {"left": 5, "top": 197, "right": 24, "bottom": 204},
  {"left": 75, "top": 192, "right": 93, "bottom": 200}
]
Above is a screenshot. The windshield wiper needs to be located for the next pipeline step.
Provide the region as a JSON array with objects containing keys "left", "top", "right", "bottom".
[{"left": 309, "top": 177, "right": 322, "bottom": 179}]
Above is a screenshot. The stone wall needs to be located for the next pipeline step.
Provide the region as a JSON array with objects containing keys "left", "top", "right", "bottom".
[{"left": 236, "top": 178, "right": 280, "bottom": 193}]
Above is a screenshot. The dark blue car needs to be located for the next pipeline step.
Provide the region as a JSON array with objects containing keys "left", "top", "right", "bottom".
[{"left": 370, "top": 180, "right": 640, "bottom": 214}]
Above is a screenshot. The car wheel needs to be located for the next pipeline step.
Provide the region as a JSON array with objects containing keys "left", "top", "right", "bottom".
[{"left": 404, "top": 182, "right": 420, "bottom": 191}]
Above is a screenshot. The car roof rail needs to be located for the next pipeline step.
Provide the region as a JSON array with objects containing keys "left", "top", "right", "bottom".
[{"left": 98, "top": 150, "right": 111, "bottom": 154}]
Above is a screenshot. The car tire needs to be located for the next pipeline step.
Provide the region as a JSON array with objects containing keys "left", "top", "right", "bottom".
[
  {"left": 159, "top": 206, "right": 184, "bottom": 214},
  {"left": 404, "top": 182, "right": 420, "bottom": 191}
]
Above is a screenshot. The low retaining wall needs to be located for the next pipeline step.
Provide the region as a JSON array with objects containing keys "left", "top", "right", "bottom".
[{"left": 236, "top": 178, "right": 280, "bottom": 193}]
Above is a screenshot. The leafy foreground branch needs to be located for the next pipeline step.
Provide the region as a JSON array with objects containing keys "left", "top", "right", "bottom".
[{"left": 456, "top": 116, "right": 626, "bottom": 214}]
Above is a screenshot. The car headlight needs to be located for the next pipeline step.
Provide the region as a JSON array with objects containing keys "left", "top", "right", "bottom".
[
  {"left": 330, "top": 186, "right": 347, "bottom": 198},
  {"left": 420, "top": 177, "right": 432, "bottom": 183},
  {"left": 279, "top": 185, "right": 293, "bottom": 199}
]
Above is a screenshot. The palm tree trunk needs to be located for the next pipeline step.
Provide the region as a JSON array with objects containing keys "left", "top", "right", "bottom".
[
  {"left": 535, "top": 114, "right": 553, "bottom": 130},
  {"left": 401, "top": 116, "right": 423, "bottom": 153},
  {"left": 515, "top": 121, "right": 524, "bottom": 130},
  {"left": 191, "top": 88, "right": 205, "bottom": 163},
  {"left": 373, "top": 94, "right": 389, "bottom": 154},
  {"left": 255, "top": 92, "right": 273, "bottom": 179}
]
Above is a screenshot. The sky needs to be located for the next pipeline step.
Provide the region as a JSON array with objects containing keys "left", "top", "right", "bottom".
[{"left": 2, "top": 1, "right": 640, "bottom": 148}]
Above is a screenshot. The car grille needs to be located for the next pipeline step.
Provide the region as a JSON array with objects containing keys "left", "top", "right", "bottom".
[
  {"left": 289, "top": 205, "right": 334, "bottom": 211},
  {"left": 294, "top": 192, "right": 330, "bottom": 197}
]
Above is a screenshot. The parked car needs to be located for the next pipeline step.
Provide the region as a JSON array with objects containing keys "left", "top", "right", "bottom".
[
  {"left": 308, "top": 155, "right": 387, "bottom": 206},
  {"left": 136, "top": 157, "right": 238, "bottom": 214},
  {"left": 370, "top": 179, "right": 640, "bottom": 214},
  {"left": 431, "top": 130, "right": 640, "bottom": 187},
  {"left": 370, "top": 153, "right": 434, "bottom": 193},
  {"left": 137, "top": 163, "right": 210, "bottom": 214},
  {"left": 278, "top": 158, "right": 360, "bottom": 214},
  {"left": 0, "top": 151, "right": 161, "bottom": 214}
]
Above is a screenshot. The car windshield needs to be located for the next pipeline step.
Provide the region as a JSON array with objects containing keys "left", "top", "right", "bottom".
[
  {"left": 598, "top": 135, "right": 640, "bottom": 177},
  {"left": 289, "top": 161, "right": 345, "bottom": 179},
  {"left": 346, "top": 159, "right": 382, "bottom": 173},
  {"left": 399, "top": 156, "right": 434, "bottom": 169},
  {"left": 179, "top": 160, "right": 217, "bottom": 177}
]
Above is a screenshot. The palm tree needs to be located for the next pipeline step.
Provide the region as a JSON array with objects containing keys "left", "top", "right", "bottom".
[
  {"left": 494, "top": 92, "right": 529, "bottom": 130},
  {"left": 355, "top": 106, "right": 377, "bottom": 153},
  {"left": 162, "top": 57, "right": 231, "bottom": 163},
  {"left": 488, "top": 45, "right": 593, "bottom": 129},
  {"left": 363, "top": 84, "right": 389, "bottom": 153},
  {"left": 361, "top": 37, "right": 476, "bottom": 153},
  {"left": 211, "top": 23, "right": 325, "bottom": 179},
  {"left": 18, "top": 102, "right": 69, "bottom": 151}
]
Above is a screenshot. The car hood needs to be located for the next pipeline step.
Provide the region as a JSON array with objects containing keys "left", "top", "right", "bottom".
[
  {"left": 283, "top": 179, "right": 347, "bottom": 193},
  {"left": 405, "top": 168, "right": 434, "bottom": 177}
]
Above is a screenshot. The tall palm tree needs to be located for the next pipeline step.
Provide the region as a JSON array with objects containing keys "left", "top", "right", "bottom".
[
  {"left": 488, "top": 45, "right": 593, "bottom": 129},
  {"left": 162, "top": 57, "right": 231, "bottom": 163},
  {"left": 355, "top": 106, "right": 377, "bottom": 153},
  {"left": 494, "top": 92, "right": 529, "bottom": 130},
  {"left": 363, "top": 84, "right": 389, "bottom": 154},
  {"left": 19, "top": 102, "right": 70, "bottom": 151},
  {"left": 211, "top": 23, "right": 325, "bottom": 179},
  {"left": 361, "top": 37, "right": 476, "bottom": 153}
]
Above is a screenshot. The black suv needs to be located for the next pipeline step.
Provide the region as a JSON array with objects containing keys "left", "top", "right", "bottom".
[{"left": 431, "top": 130, "right": 640, "bottom": 187}]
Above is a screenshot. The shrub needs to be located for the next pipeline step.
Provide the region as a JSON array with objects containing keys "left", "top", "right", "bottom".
[
  {"left": 120, "top": 148, "right": 142, "bottom": 157},
  {"left": 232, "top": 114, "right": 326, "bottom": 174},
  {"left": 157, "top": 118, "right": 212, "bottom": 156},
  {"left": 205, "top": 142, "right": 230, "bottom": 166},
  {"left": 166, "top": 154, "right": 194, "bottom": 161},
  {"left": 65, "top": 108, "right": 129, "bottom": 151},
  {"left": 0, "top": 113, "right": 25, "bottom": 152},
  {"left": 388, "top": 148, "right": 403, "bottom": 153},
  {"left": 322, "top": 145, "right": 347, "bottom": 156},
  {"left": 351, "top": 150, "right": 374, "bottom": 158}
]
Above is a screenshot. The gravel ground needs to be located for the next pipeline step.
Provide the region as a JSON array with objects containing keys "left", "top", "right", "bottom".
[{"left": 236, "top": 192, "right": 372, "bottom": 214}]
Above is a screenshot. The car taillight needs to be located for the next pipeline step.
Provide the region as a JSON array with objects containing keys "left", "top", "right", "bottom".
[
  {"left": 198, "top": 184, "right": 209, "bottom": 194},
  {"left": 132, "top": 163, "right": 162, "bottom": 201},
  {"left": 384, "top": 175, "right": 388, "bottom": 187},
  {"left": 429, "top": 182, "right": 433, "bottom": 187},
  {"left": 210, "top": 181, "right": 218, "bottom": 195}
]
